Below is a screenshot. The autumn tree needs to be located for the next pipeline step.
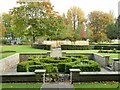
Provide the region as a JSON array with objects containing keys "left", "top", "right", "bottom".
[
  {"left": 80, "top": 23, "right": 87, "bottom": 40},
  {"left": 0, "top": 16, "right": 6, "bottom": 37},
  {"left": 88, "top": 11, "right": 114, "bottom": 42},
  {"left": 2, "top": 13, "right": 14, "bottom": 38},
  {"left": 67, "top": 6, "right": 85, "bottom": 30},
  {"left": 10, "top": 1, "right": 57, "bottom": 43}
]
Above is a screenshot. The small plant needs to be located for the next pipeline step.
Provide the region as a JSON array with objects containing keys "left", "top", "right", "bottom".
[{"left": 113, "top": 48, "right": 116, "bottom": 53}]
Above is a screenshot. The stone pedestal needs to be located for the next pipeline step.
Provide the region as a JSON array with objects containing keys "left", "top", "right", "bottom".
[
  {"left": 69, "top": 69, "right": 80, "bottom": 84},
  {"left": 112, "top": 58, "right": 119, "bottom": 71},
  {"left": 35, "top": 69, "right": 46, "bottom": 83},
  {"left": 104, "top": 55, "right": 110, "bottom": 66}
]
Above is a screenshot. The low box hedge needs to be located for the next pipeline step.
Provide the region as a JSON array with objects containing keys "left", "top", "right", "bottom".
[
  {"left": 31, "top": 44, "right": 51, "bottom": 50},
  {"left": 94, "top": 45, "right": 120, "bottom": 50},
  {"left": 17, "top": 62, "right": 29, "bottom": 72},
  {"left": 17, "top": 56, "right": 101, "bottom": 73},
  {"left": 61, "top": 45, "right": 94, "bottom": 50},
  {"left": 61, "top": 44, "right": 120, "bottom": 50},
  {"left": 28, "top": 65, "right": 44, "bottom": 72}
]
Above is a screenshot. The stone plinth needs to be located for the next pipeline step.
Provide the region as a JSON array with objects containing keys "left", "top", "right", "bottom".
[
  {"left": 69, "top": 69, "right": 81, "bottom": 84},
  {"left": 35, "top": 69, "right": 46, "bottom": 83}
]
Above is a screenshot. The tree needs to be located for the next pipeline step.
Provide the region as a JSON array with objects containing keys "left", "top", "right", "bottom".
[
  {"left": 10, "top": 1, "right": 56, "bottom": 43},
  {"left": 88, "top": 11, "right": 114, "bottom": 42},
  {"left": 116, "top": 15, "right": 120, "bottom": 39},
  {"left": 0, "top": 16, "right": 6, "bottom": 37},
  {"left": 67, "top": 6, "right": 85, "bottom": 31},
  {"left": 80, "top": 23, "right": 87, "bottom": 40},
  {"left": 106, "top": 23, "right": 118, "bottom": 39},
  {"left": 2, "top": 13, "right": 13, "bottom": 38}
]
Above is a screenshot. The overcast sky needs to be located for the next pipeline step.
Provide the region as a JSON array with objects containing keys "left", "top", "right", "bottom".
[{"left": 0, "top": 0, "right": 119, "bottom": 18}]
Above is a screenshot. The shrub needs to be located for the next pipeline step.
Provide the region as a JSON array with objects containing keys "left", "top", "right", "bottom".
[
  {"left": 44, "top": 64, "right": 53, "bottom": 73},
  {"left": 17, "top": 62, "right": 29, "bottom": 72},
  {"left": 31, "top": 44, "right": 51, "bottom": 50},
  {"left": 28, "top": 65, "right": 44, "bottom": 72},
  {"left": 94, "top": 45, "right": 120, "bottom": 50},
  {"left": 0, "top": 39, "right": 10, "bottom": 44},
  {"left": 28, "top": 56, "right": 40, "bottom": 62},
  {"left": 57, "top": 63, "right": 66, "bottom": 72},
  {"left": 61, "top": 45, "right": 94, "bottom": 50},
  {"left": 65, "top": 64, "right": 73, "bottom": 73},
  {"left": 51, "top": 66, "right": 58, "bottom": 73},
  {"left": 17, "top": 56, "right": 101, "bottom": 73},
  {"left": 61, "top": 44, "right": 120, "bottom": 50},
  {"left": 27, "top": 61, "right": 41, "bottom": 65}
]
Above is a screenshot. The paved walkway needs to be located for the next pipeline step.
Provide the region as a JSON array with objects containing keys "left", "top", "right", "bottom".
[
  {"left": 41, "top": 83, "right": 74, "bottom": 90},
  {"left": 50, "top": 48, "right": 62, "bottom": 57}
]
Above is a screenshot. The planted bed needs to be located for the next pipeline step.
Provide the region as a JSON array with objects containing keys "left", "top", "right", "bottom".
[{"left": 17, "top": 55, "right": 101, "bottom": 73}]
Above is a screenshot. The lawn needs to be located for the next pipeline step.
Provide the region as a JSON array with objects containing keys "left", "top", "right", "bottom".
[
  {"left": 0, "top": 45, "right": 49, "bottom": 59},
  {"left": 0, "top": 52, "right": 15, "bottom": 59},
  {"left": 74, "top": 82, "right": 119, "bottom": 90},
  {"left": 1, "top": 83, "right": 42, "bottom": 90},
  {"left": 62, "top": 50, "right": 99, "bottom": 53},
  {"left": 1, "top": 45, "right": 48, "bottom": 53},
  {"left": 100, "top": 53, "right": 119, "bottom": 63}
]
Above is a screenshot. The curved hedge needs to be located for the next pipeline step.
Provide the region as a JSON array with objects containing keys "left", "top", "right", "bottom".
[{"left": 17, "top": 55, "right": 101, "bottom": 73}]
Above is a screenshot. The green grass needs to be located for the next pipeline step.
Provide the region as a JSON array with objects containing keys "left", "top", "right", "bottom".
[
  {"left": 1, "top": 45, "right": 48, "bottom": 53},
  {"left": 0, "top": 45, "right": 49, "bottom": 59},
  {"left": 74, "top": 82, "right": 119, "bottom": 89},
  {"left": 62, "top": 50, "right": 99, "bottom": 53},
  {"left": 0, "top": 52, "right": 15, "bottom": 60},
  {"left": 99, "top": 53, "right": 119, "bottom": 63},
  {"left": 1, "top": 83, "right": 42, "bottom": 88}
]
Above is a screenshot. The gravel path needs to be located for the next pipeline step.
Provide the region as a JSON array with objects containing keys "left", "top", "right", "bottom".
[{"left": 41, "top": 83, "right": 74, "bottom": 90}]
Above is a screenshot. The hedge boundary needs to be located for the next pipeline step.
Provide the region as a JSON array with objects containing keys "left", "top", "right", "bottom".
[
  {"left": 31, "top": 44, "right": 51, "bottom": 50},
  {"left": 61, "top": 44, "right": 120, "bottom": 50}
]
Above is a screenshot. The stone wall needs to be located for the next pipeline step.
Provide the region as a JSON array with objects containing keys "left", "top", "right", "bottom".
[
  {"left": 0, "top": 72, "right": 43, "bottom": 83},
  {"left": 19, "top": 52, "right": 50, "bottom": 62},
  {"left": 1, "top": 71, "right": 119, "bottom": 83},
  {"left": 112, "top": 61, "right": 120, "bottom": 71},
  {"left": 0, "top": 53, "right": 19, "bottom": 73},
  {"left": 72, "top": 72, "right": 119, "bottom": 82},
  {"left": 93, "top": 53, "right": 106, "bottom": 68}
]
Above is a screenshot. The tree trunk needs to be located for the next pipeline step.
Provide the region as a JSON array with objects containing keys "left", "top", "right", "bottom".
[{"left": 32, "top": 36, "right": 35, "bottom": 43}]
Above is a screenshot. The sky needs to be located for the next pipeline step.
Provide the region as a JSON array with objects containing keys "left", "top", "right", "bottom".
[{"left": 0, "top": 0, "right": 119, "bottom": 18}]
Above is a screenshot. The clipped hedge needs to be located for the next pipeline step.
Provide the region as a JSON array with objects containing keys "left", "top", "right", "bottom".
[
  {"left": 31, "top": 44, "right": 51, "bottom": 50},
  {"left": 17, "top": 62, "right": 29, "bottom": 72},
  {"left": 57, "top": 63, "right": 66, "bottom": 72},
  {"left": 61, "top": 44, "right": 120, "bottom": 50},
  {"left": 94, "top": 45, "right": 120, "bottom": 50},
  {"left": 17, "top": 56, "right": 101, "bottom": 73},
  {"left": 61, "top": 45, "right": 94, "bottom": 50},
  {"left": 29, "top": 65, "right": 44, "bottom": 72}
]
